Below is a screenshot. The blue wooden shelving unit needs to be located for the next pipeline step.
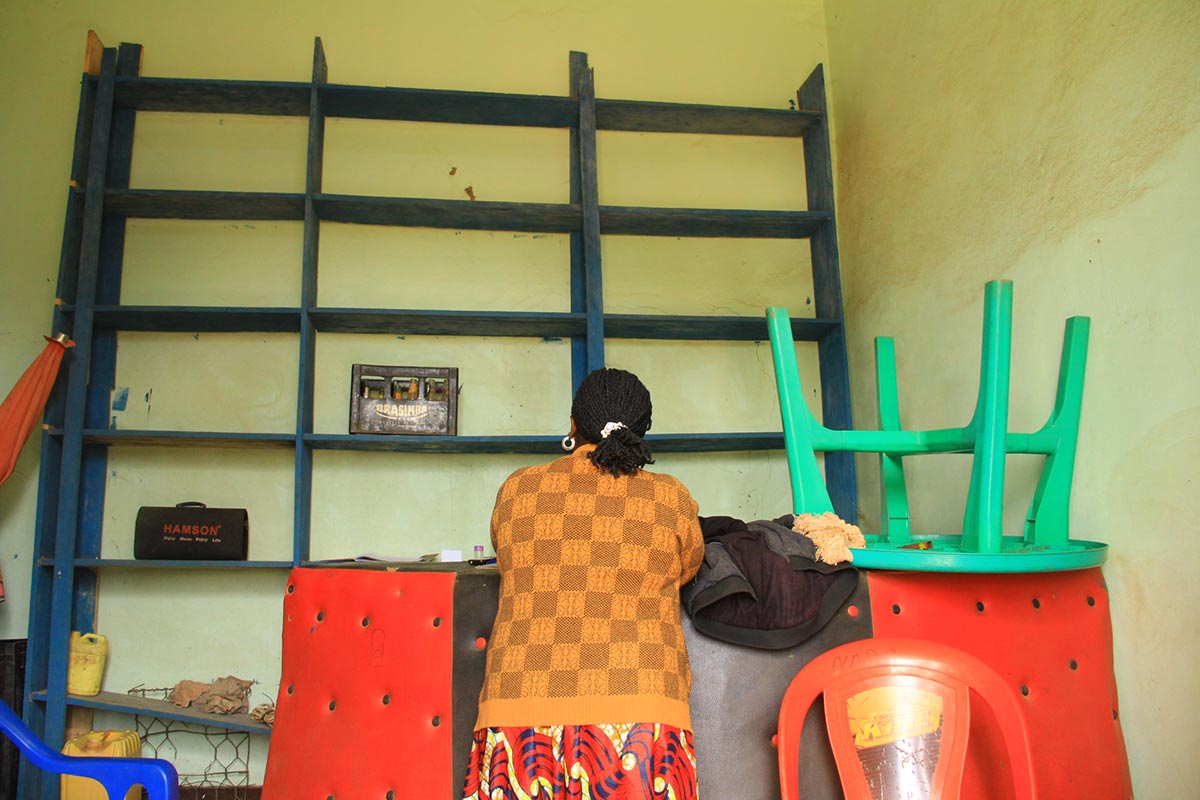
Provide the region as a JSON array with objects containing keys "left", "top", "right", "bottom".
[{"left": 24, "top": 35, "right": 856, "bottom": 797}]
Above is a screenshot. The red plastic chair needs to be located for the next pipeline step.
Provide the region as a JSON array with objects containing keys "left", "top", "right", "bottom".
[{"left": 776, "top": 638, "right": 1036, "bottom": 799}]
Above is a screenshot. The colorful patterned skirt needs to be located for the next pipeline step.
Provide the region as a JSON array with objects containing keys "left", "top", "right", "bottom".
[{"left": 462, "top": 723, "right": 699, "bottom": 800}]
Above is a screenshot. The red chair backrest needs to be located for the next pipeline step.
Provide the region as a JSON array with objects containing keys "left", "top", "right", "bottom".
[
  {"left": 777, "top": 638, "right": 1036, "bottom": 800},
  {"left": 263, "top": 568, "right": 459, "bottom": 799}
]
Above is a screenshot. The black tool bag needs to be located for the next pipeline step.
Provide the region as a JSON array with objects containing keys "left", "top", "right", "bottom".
[{"left": 134, "top": 502, "right": 248, "bottom": 560}]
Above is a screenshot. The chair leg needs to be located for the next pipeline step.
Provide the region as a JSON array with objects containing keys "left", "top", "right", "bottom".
[
  {"left": 962, "top": 280, "right": 1012, "bottom": 553},
  {"left": 768, "top": 306, "right": 836, "bottom": 516},
  {"left": 875, "top": 336, "right": 912, "bottom": 544}
]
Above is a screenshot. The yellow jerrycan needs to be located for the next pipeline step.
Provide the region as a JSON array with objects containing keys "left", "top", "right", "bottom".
[
  {"left": 67, "top": 632, "right": 107, "bottom": 696},
  {"left": 61, "top": 730, "right": 142, "bottom": 800}
]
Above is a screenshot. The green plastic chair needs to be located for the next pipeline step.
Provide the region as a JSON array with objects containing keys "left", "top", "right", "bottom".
[{"left": 768, "top": 280, "right": 1106, "bottom": 572}]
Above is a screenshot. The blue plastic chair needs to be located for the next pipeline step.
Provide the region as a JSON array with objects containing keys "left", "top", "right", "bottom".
[{"left": 0, "top": 696, "right": 179, "bottom": 800}]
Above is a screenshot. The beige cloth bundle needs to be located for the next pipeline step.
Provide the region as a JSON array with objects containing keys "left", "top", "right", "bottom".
[
  {"left": 168, "top": 675, "right": 253, "bottom": 714},
  {"left": 792, "top": 512, "right": 866, "bottom": 565}
]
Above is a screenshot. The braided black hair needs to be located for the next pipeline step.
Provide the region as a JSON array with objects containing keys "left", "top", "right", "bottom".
[{"left": 571, "top": 368, "right": 655, "bottom": 477}]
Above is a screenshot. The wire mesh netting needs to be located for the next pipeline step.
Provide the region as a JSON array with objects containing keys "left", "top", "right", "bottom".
[{"left": 127, "top": 686, "right": 252, "bottom": 792}]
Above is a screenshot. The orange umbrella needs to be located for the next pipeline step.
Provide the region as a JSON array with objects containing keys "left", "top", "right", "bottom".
[{"left": 0, "top": 334, "right": 74, "bottom": 601}]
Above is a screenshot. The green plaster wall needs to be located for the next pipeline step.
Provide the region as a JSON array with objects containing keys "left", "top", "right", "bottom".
[{"left": 824, "top": 1, "right": 1199, "bottom": 794}]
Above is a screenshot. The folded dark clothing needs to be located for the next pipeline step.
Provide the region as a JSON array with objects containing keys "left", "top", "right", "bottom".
[{"left": 684, "top": 514, "right": 859, "bottom": 650}]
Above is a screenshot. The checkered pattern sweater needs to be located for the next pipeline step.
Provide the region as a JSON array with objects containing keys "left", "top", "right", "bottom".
[{"left": 474, "top": 444, "right": 705, "bottom": 730}]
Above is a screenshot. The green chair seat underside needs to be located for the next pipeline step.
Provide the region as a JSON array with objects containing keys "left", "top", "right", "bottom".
[{"left": 851, "top": 535, "right": 1108, "bottom": 573}]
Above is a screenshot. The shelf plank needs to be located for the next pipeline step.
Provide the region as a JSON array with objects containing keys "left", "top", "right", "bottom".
[
  {"left": 103, "top": 189, "right": 305, "bottom": 220},
  {"left": 321, "top": 84, "right": 576, "bottom": 127},
  {"left": 55, "top": 428, "right": 787, "bottom": 454},
  {"left": 306, "top": 432, "right": 785, "bottom": 453},
  {"left": 85, "top": 306, "right": 302, "bottom": 332},
  {"left": 60, "top": 429, "right": 296, "bottom": 448},
  {"left": 647, "top": 432, "right": 786, "bottom": 452},
  {"left": 99, "top": 189, "right": 827, "bottom": 240},
  {"left": 313, "top": 194, "right": 581, "bottom": 232},
  {"left": 114, "top": 77, "right": 311, "bottom": 116},
  {"left": 309, "top": 308, "right": 586, "bottom": 337},
  {"left": 306, "top": 434, "right": 564, "bottom": 454},
  {"left": 74, "top": 306, "right": 835, "bottom": 343},
  {"left": 69, "top": 559, "right": 293, "bottom": 570},
  {"left": 605, "top": 314, "right": 838, "bottom": 341},
  {"left": 107, "top": 76, "right": 823, "bottom": 137},
  {"left": 600, "top": 206, "right": 829, "bottom": 238},
  {"left": 596, "top": 99, "right": 819, "bottom": 137},
  {"left": 31, "top": 690, "right": 272, "bottom": 735}
]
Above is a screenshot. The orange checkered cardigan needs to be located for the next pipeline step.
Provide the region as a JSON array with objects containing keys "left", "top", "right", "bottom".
[{"left": 474, "top": 444, "right": 705, "bottom": 731}]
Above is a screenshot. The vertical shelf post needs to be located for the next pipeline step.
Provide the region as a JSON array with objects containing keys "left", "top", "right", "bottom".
[
  {"left": 568, "top": 51, "right": 589, "bottom": 393},
  {"left": 577, "top": 64, "right": 605, "bottom": 374},
  {"left": 42, "top": 44, "right": 118, "bottom": 773},
  {"left": 798, "top": 64, "right": 857, "bottom": 523},
  {"left": 22, "top": 42, "right": 103, "bottom": 800},
  {"left": 76, "top": 41, "right": 142, "bottom": 631},
  {"left": 294, "top": 38, "right": 327, "bottom": 564}
]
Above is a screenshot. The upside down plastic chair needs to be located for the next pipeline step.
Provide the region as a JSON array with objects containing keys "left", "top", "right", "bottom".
[
  {"left": 0, "top": 696, "right": 178, "bottom": 800},
  {"left": 777, "top": 638, "right": 1036, "bottom": 800}
]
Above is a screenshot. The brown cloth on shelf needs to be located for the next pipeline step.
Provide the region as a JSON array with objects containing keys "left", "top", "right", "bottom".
[
  {"left": 168, "top": 675, "right": 253, "bottom": 714},
  {"left": 167, "top": 680, "right": 210, "bottom": 708}
]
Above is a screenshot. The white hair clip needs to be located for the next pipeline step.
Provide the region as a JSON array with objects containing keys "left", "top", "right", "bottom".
[{"left": 600, "top": 421, "right": 627, "bottom": 439}]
